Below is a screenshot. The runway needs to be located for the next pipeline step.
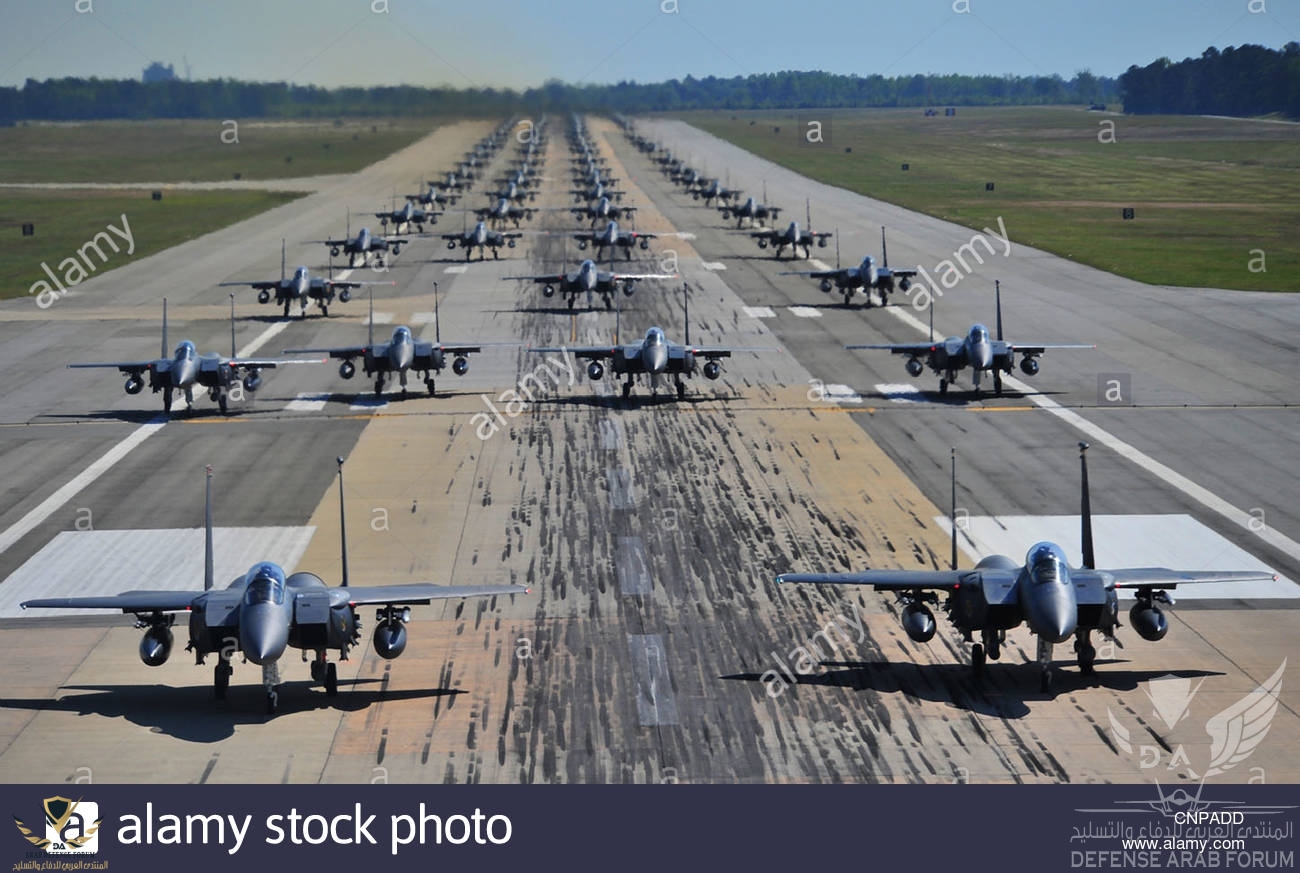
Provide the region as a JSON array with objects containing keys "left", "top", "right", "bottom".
[{"left": 0, "top": 114, "right": 1295, "bottom": 784}]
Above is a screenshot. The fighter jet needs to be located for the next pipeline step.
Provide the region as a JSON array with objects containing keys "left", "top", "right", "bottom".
[
  {"left": 504, "top": 257, "right": 675, "bottom": 311},
  {"left": 571, "top": 220, "right": 657, "bottom": 260},
  {"left": 778, "top": 443, "right": 1278, "bottom": 692},
  {"left": 721, "top": 183, "right": 781, "bottom": 228},
  {"left": 284, "top": 289, "right": 481, "bottom": 397},
  {"left": 474, "top": 197, "right": 535, "bottom": 229},
  {"left": 312, "top": 218, "right": 407, "bottom": 268},
  {"left": 848, "top": 281, "right": 1095, "bottom": 395},
  {"left": 406, "top": 179, "right": 458, "bottom": 208},
  {"left": 750, "top": 202, "right": 832, "bottom": 260},
  {"left": 693, "top": 178, "right": 742, "bottom": 207},
  {"left": 571, "top": 180, "right": 624, "bottom": 204},
  {"left": 572, "top": 196, "right": 636, "bottom": 226},
  {"left": 218, "top": 240, "right": 390, "bottom": 318},
  {"left": 374, "top": 199, "right": 439, "bottom": 233},
  {"left": 781, "top": 228, "right": 918, "bottom": 308},
  {"left": 68, "top": 298, "right": 290, "bottom": 415},
  {"left": 488, "top": 180, "right": 535, "bottom": 204},
  {"left": 529, "top": 286, "right": 735, "bottom": 400},
  {"left": 19, "top": 462, "right": 527, "bottom": 714},
  {"left": 442, "top": 220, "right": 523, "bottom": 261}
]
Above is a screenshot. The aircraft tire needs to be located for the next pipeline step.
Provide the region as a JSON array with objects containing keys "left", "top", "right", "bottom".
[
  {"left": 971, "top": 643, "right": 986, "bottom": 678},
  {"left": 325, "top": 663, "right": 338, "bottom": 697}
]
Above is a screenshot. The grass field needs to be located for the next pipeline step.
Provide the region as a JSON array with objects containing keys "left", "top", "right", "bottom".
[
  {"left": 678, "top": 107, "right": 1299, "bottom": 291},
  {"left": 1, "top": 188, "right": 305, "bottom": 302},
  {"left": 0, "top": 118, "right": 438, "bottom": 183}
]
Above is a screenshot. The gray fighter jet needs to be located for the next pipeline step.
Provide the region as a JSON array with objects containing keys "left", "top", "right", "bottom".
[
  {"left": 571, "top": 220, "right": 657, "bottom": 260},
  {"left": 503, "top": 257, "right": 675, "bottom": 311},
  {"left": 749, "top": 202, "right": 831, "bottom": 259},
  {"left": 374, "top": 199, "right": 440, "bottom": 233},
  {"left": 285, "top": 289, "right": 480, "bottom": 397},
  {"left": 530, "top": 284, "right": 743, "bottom": 399},
  {"left": 781, "top": 227, "right": 918, "bottom": 308},
  {"left": 572, "top": 195, "right": 636, "bottom": 226},
  {"left": 778, "top": 444, "right": 1277, "bottom": 692},
  {"left": 474, "top": 197, "right": 536, "bottom": 229},
  {"left": 19, "top": 462, "right": 528, "bottom": 714},
  {"left": 68, "top": 298, "right": 289, "bottom": 415},
  {"left": 312, "top": 217, "right": 407, "bottom": 268},
  {"left": 849, "top": 281, "right": 1095, "bottom": 395},
  {"left": 219, "top": 240, "right": 390, "bottom": 318},
  {"left": 442, "top": 220, "right": 523, "bottom": 261}
]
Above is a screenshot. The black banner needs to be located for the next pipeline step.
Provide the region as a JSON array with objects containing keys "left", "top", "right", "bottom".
[{"left": 4, "top": 784, "right": 1296, "bottom": 872}]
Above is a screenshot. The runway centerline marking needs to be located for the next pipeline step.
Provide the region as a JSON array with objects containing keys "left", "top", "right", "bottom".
[{"left": 884, "top": 305, "right": 1300, "bottom": 568}]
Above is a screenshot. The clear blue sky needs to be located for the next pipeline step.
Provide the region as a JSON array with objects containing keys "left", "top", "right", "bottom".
[{"left": 2, "top": 0, "right": 1296, "bottom": 90}]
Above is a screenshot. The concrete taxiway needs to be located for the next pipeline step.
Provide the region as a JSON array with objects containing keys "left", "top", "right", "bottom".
[{"left": 0, "top": 115, "right": 1295, "bottom": 784}]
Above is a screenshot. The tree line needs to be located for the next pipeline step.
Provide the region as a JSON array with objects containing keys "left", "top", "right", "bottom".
[
  {"left": 1119, "top": 42, "right": 1300, "bottom": 116},
  {"left": 0, "top": 70, "right": 1119, "bottom": 123}
]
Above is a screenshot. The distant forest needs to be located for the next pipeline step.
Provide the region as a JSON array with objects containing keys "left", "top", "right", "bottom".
[
  {"left": 1120, "top": 43, "right": 1300, "bottom": 116},
  {"left": 1, "top": 43, "right": 1295, "bottom": 122},
  {"left": 0, "top": 70, "right": 1117, "bottom": 123}
]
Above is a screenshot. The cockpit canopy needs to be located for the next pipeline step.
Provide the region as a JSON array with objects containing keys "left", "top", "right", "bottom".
[
  {"left": 968, "top": 325, "right": 990, "bottom": 345},
  {"left": 174, "top": 341, "right": 197, "bottom": 360},
  {"left": 645, "top": 327, "right": 666, "bottom": 345},
  {"left": 1026, "top": 542, "right": 1069, "bottom": 585},
  {"left": 243, "top": 561, "right": 286, "bottom": 606}
]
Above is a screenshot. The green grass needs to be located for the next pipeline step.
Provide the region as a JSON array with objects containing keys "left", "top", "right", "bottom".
[
  {"left": 678, "top": 106, "right": 1299, "bottom": 291},
  {"left": 1, "top": 188, "right": 305, "bottom": 302},
  {"left": 0, "top": 118, "right": 439, "bottom": 183}
]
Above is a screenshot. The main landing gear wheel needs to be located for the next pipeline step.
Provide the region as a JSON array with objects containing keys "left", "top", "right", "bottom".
[
  {"left": 971, "top": 643, "right": 986, "bottom": 678},
  {"left": 676, "top": 379, "right": 686, "bottom": 400},
  {"left": 1040, "top": 668, "right": 1053, "bottom": 694},
  {"left": 1075, "top": 632, "right": 1097, "bottom": 676},
  {"left": 283, "top": 301, "right": 291, "bottom": 318},
  {"left": 325, "top": 663, "right": 338, "bottom": 697},
  {"left": 163, "top": 390, "right": 173, "bottom": 414},
  {"left": 213, "top": 660, "right": 232, "bottom": 700},
  {"left": 993, "top": 371, "right": 1003, "bottom": 396},
  {"left": 218, "top": 392, "right": 228, "bottom": 415},
  {"left": 426, "top": 377, "right": 436, "bottom": 396},
  {"left": 374, "top": 378, "right": 384, "bottom": 397},
  {"left": 938, "top": 379, "right": 948, "bottom": 396},
  {"left": 622, "top": 381, "right": 633, "bottom": 400}
]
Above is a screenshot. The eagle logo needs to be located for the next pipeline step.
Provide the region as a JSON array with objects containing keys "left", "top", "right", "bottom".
[
  {"left": 1108, "top": 660, "right": 1286, "bottom": 779},
  {"left": 13, "top": 797, "right": 102, "bottom": 853}
]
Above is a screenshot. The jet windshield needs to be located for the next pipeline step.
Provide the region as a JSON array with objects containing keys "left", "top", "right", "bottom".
[
  {"left": 1027, "top": 543, "right": 1068, "bottom": 585},
  {"left": 969, "top": 325, "right": 990, "bottom": 344},
  {"left": 243, "top": 562, "right": 286, "bottom": 605},
  {"left": 645, "top": 328, "right": 666, "bottom": 345}
]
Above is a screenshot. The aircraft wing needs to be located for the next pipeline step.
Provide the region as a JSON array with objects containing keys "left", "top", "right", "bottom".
[
  {"left": 21, "top": 590, "right": 202, "bottom": 613},
  {"left": 340, "top": 582, "right": 528, "bottom": 605},
  {"left": 845, "top": 342, "right": 940, "bottom": 355},
  {"left": 502, "top": 273, "right": 565, "bottom": 284},
  {"left": 283, "top": 345, "right": 369, "bottom": 360},
  {"left": 779, "top": 268, "right": 844, "bottom": 279},
  {"left": 778, "top": 570, "right": 971, "bottom": 590},
  {"left": 415, "top": 341, "right": 483, "bottom": 359},
  {"left": 529, "top": 346, "right": 615, "bottom": 361},
  {"left": 68, "top": 360, "right": 160, "bottom": 372},
  {"left": 607, "top": 272, "right": 678, "bottom": 281},
  {"left": 225, "top": 357, "right": 284, "bottom": 370},
  {"left": 1005, "top": 342, "right": 1096, "bottom": 354},
  {"left": 219, "top": 281, "right": 280, "bottom": 291},
  {"left": 1074, "top": 568, "right": 1278, "bottom": 590}
]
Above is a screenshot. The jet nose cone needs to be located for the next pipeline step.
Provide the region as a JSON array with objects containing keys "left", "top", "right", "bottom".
[
  {"left": 240, "top": 606, "right": 288, "bottom": 665},
  {"left": 646, "top": 344, "right": 668, "bottom": 373}
]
